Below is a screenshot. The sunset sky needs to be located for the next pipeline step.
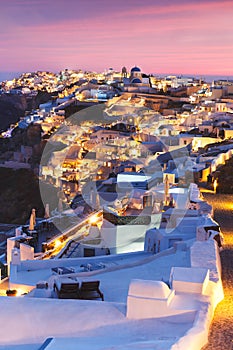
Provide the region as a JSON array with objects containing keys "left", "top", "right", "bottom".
[{"left": 1, "top": 0, "right": 233, "bottom": 77}]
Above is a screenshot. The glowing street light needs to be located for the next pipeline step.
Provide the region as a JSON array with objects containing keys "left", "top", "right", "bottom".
[
  {"left": 54, "top": 240, "right": 62, "bottom": 250},
  {"left": 213, "top": 179, "right": 218, "bottom": 194},
  {"left": 89, "top": 214, "right": 99, "bottom": 225}
]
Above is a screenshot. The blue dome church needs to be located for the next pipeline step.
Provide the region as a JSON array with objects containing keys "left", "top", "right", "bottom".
[
  {"left": 121, "top": 65, "right": 151, "bottom": 92},
  {"left": 130, "top": 66, "right": 142, "bottom": 84}
]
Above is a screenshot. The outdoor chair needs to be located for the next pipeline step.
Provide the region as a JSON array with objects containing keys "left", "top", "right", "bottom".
[
  {"left": 78, "top": 280, "right": 104, "bottom": 301},
  {"left": 54, "top": 278, "right": 79, "bottom": 299}
]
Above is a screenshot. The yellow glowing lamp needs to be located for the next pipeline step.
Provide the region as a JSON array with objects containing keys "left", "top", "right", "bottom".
[
  {"left": 54, "top": 240, "right": 62, "bottom": 249},
  {"left": 89, "top": 214, "right": 99, "bottom": 225},
  {"left": 213, "top": 179, "right": 218, "bottom": 193}
]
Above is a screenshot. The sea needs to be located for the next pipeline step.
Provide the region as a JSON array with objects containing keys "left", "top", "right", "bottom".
[
  {"left": 1, "top": 71, "right": 233, "bottom": 84},
  {"left": 0, "top": 71, "right": 23, "bottom": 82},
  {"left": 154, "top": 73, "right": 233, "bottom": 83}
]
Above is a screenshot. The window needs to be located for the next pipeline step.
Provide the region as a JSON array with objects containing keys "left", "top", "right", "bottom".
[
  {"left": 143, "top": 194, "right": 153, "bottom": 208},
  {"left": 84, "top": 248, "right": 95, "bottom": 257}
]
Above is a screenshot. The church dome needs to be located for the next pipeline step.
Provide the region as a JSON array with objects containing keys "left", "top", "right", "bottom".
[
  {"left": 131, "top": 66, "right": 141, "bottom": 73},
  {"left": 131, "top": 78, "right": 142, "bottom": 84}
]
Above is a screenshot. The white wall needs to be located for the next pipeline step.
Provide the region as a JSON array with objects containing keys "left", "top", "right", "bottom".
[
  {"left": 100, "top": 219, "right": 148, "bottom": 254},
  {"left": 170, "top": 266, "right": 209, "bottom": 294},
  {"left": 127, "top": 279, "right": 177, "bottom": 319},
  {"left": 20, "top": 243, "right": 34, "bottom": 261},
  {"left": 171, "top": 238, "right": 224, "bottom": 350}
]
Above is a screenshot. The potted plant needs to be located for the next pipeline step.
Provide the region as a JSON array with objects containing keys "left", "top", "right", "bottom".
[{"left": 6, "top": 289, "right": 17, "bottom": 297}]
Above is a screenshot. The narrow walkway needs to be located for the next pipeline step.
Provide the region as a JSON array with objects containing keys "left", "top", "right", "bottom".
[{"left": 201, "top": 193, "right": 233, "bottom": 350}]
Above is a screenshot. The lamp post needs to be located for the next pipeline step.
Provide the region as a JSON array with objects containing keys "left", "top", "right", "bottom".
[
  {"left": 164, "top": 175, "right": 170, "bottom": 206},
  {"left": 213, "top": 179, "right": 218, "bottom": 194}
]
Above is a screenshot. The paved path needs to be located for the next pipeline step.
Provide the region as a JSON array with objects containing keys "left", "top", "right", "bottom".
[{"left": 201, "top": 193, "right": 233, "bottom": 350}]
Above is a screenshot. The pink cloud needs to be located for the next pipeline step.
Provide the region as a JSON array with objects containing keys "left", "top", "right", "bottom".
[
  {"left": 1, "top": 0, "right": 233, "bottom": 75},
  {"left": 118, "top": 0, "right": 233, "bottom": 17}
]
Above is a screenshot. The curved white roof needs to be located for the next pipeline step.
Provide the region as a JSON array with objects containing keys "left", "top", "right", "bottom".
[{"left": 128, "top": 279, "right": 171, "bottom": 299}]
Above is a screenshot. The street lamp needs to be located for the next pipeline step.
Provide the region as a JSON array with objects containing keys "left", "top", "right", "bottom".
[{"left": 213, "top": 179, "right": 218, "bottom": 194}]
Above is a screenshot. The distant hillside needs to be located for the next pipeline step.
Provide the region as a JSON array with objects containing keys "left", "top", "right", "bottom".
[
  {"left": 0, "top": 91, "right": 53, "bottom": 132},
  {"left": 0, "top": 168, "right": 57, "bottom": 224},
  {"left": 0, "top": 94, "right": 27, "bottom": 131}
]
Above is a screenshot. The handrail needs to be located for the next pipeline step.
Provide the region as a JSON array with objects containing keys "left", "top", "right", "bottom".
[{"left": 40, "top": 210, "right": 102, "bottom": 259}]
